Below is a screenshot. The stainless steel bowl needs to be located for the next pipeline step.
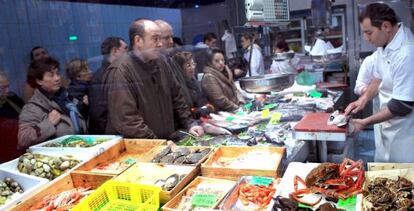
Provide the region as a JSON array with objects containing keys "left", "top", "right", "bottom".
[{"left": 239, "top": 74, "right": 295, "bottom": 93}]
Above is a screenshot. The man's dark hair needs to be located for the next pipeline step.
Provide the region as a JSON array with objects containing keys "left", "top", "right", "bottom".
[
  {"left": 203, "top": 32, "right": 217, "bottom": 43},
  {"left": 28, "top": 57, "right": 60, "bottom": 83},
  {"left": 173, "top": 37, "right": 183, "bottom": 46},
  {"left": 242, "top": 33, "right": 254, "bottom": 41},
  {"left": 101, "top": 37, "right": 125, "bottom": 56},
  {"left": 359, "top": 3, "right": 398, "bottom": 28},
  {"left": 30, "top": 46, "right": 47, "bottom": 61},
  {"left": 128, "top": 18, "right": 149, "bottom": 50},
  {"left": 275, "top": 40, "right": 290, "bottom": 52}
]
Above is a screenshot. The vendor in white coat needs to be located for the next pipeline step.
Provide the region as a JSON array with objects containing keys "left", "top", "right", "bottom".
[
  {"left": 270, "top": 40, "right": 299, "bottom": 75},
  {"left": 345, "top": 3, "right": 414, "bottom": 162},
  {"left": 241, "top": 33, "right": 264, "bottom": 77}
]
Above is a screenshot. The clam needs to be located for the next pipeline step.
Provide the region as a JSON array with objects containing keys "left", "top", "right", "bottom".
[
  {"left": 174, "top": 148, "right": 191, "bottom": 157},
  {"left": 160, "top": 154, "right": 175, "bottom": 164},
  {"left": 200, "top": 148, "right": 211, "bottom": 156},
  {"left": 185, "top": 153, "right": 204, "bottom": 164},
  {"left": 43, "top": 164, "right": 51, "bottom": 172},
  {"left": 0, "top": 190, "right": 12, "bottom": 196},
  {"left": 154, "top": 179, "right": 166, "bottom": 187},
  {"left": 163, "top": 174, "right": 179, "bottom": 191},
  {"left": 158, "top": 146, "right": 172, "bottom": 158},
  {"left": 173, "top": 156, "right": 186, "bottom": 164},
  {"left": 60, "top": 161, "right": 70, "bottom": 170}
]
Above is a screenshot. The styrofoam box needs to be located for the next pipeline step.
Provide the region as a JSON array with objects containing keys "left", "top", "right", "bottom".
[
  {"left": 0, "top": 150, "right": 89, "bottom": 182},
  {"left": 0, "top": 169, "right": 48, "bottom": 210},
  {"left": 29, "top": 135, "right": 122, "bottom": 160}
]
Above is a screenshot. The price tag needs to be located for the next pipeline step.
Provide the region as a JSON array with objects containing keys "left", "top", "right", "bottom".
[
  {"left": 236, "top": 111, "right": 244, "bottom": 116},
  {"left": 309, "top": 90, "right": 322, "bottom": 98},
  {"left": 269, "top": 112, "right": 282, "bottom": 125},
  {"left": 250, "top": 176, "right": 273, "bottom": 186},
  {"left": 261, "top": 108, "right": 270, "bottom": 118},
  {"left": 298, "top": 203, "right": 314, "bottom": 209},
  {"left": 123, "top": 158, "right": 137, "bottom": 165},
  {"left": 337, "top": 195, "right": 357, "bottom": 207},
  {"left": 244, "top": 103, "right": 253, "bottom": 109},
  {"left": 191, "top": 194, "right": 218, "bottom": 207},
  {"left": 225, "top": 116, "right": 235, "bottom": 122},
  {"left": 263, "top": 103, "right": 277, "bottom": 110}
]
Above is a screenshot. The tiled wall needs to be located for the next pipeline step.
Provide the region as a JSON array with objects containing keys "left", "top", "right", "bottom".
[{"left": 0, "top": 0, "right": 182, "bottom": 96}]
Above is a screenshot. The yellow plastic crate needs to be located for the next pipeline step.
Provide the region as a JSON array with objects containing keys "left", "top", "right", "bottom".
[{"left": 73, "top": 180, "right": 161, "bottom": 211}]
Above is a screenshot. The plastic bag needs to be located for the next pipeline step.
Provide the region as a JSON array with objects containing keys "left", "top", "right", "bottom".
[{"left": 296, "top": 70, "right": 316, "bottom": 86}]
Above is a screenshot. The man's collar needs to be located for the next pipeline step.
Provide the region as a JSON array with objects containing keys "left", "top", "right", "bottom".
[{"left": 385, "top": 23, "right": 403, "bottom": 51}]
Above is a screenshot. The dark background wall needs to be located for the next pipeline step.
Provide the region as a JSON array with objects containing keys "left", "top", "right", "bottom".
[{"left": 0, "top": 0, "right": 182, "bottom": 95}]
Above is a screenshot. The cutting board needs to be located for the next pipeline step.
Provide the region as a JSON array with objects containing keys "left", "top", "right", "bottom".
[
  {"left": 294, "top": 112, "right": 346, "bottom": 133},
  {"left": 293, "top": 112, "right": 346, "bottom": 141}
]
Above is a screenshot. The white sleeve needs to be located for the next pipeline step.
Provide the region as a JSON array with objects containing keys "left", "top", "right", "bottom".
[
  {"left": 250, "top": 48, "right": 262, "bottom": 75},
  {"left": 391, "top": 47, "right": 414, "bottom": 101},
  {"left": 355, "top": 56, "right": 372, "bottom": 95}
]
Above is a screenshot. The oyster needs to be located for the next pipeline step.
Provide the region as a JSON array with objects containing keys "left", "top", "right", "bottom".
[
  {"left": 200, "top": 148, "right": 211, "bottom": 156},
  {"left": 160, "top": 154, "right": 175, "bottom": 164},
  {"left": 175, "top": 148, "right": 191, "bottom": 157},
  {"left": 173, "top": 156, "right": 186, "bottom": 164},
  {"left": 185, "top": 153, "right": 203, "bottom": 164},
  {"left": 154, "top": 174, "right": 182, "bottom": 191},
  {"left": 152, "top": 147, "right": 209, "bottom": 165},
  {"left": 163, "top": 174, "right": 179, "bottom": 191}
]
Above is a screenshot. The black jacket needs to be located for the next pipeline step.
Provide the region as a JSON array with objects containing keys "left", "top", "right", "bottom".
[{"left": 88, "top": 59, "right": 110, "bottom": 134}]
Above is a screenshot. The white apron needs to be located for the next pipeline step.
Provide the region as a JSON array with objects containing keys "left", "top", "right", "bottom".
[{"left": 374, "top": 56, "right": 414, "bottom": 162}]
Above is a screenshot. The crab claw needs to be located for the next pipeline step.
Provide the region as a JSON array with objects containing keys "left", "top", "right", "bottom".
[{"left": 289, "top": 192, "right": 322, "bottom": 207}]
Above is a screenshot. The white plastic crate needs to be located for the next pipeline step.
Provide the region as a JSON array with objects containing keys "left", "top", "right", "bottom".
[
  {"left": 0, "top": 152, "right": 88, "bottom": 182},
  {"left": 0, "top": 169, "right": 48, "bottom": 210},
  {"left": 29, "top": 135, "right": 122, "bottom": 160}
]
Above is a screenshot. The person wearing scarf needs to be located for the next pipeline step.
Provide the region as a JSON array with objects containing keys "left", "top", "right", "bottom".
[
  {"left": 201, "top": 49, "right": 245, "bottom": 112},
  {"left": 18, "top": 57, "right": 87, "bottom": 150}
]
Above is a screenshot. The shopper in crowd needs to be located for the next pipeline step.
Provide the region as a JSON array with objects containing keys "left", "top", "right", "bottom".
[
  {"left": 65, "top": 58, "right": 92, "bottom": 118},
  {"left": 194, "top": 32, "right": 218, "bottom": 75},
  {"left": 155, "top": 20, "right": 193, "bottom": 111},
  {"left": 102, "top": 19, "right": 204, "bottom": 140},
  {"left": 201, "top": 49, "right": 245, "bottom": 112},
  {"left": 241, "top": 33, "right": 264, "bottom": 76},
  {"left": 173, "top": 51, "right": 207, "bottom": 109},
  {"left": 18, "top": 57, "right": 87, "bottom": 150},
  {"left": 0, "top": 70, "right": 25, "bottom": 162},
  {"left": 24, "top": 46, "right": 50, "bottom": 102},
  {"left": 88, "top": 37, "right": 127, "bottom": 134},
  {"left": 270, "top": 40, "right": 298, "bottom": 74},
  {"left": 345, "top": 3, "right": 414, "bottom": 162}
]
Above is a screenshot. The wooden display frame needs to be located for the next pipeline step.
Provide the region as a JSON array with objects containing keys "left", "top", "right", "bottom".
[{"left": 201, "top": 146, "right": 285, "bottom": 181}]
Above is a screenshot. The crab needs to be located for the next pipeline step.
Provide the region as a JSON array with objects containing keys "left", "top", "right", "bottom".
[{"left": 289, "top": 159, "right": 365, "bottom": 206}]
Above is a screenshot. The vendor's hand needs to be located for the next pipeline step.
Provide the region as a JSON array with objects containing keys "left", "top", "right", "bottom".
[
  {"left": 350, "top": 119, "right": 367, "bottom": 135},
  {"left": 48, "top": 110, "right": 61, "bottom": 125},
  {"left": 189, "top": 125, "right": 204, "bottom": 137},
  {"left": 344, "top": 97, "right": 367, "bottom": 116},
  {"left": 167, "top": 140, "right": 177, "bottom": 147}
]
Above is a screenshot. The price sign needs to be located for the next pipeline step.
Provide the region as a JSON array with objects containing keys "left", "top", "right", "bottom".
[
  {"left": 191, "top": 194, "right": 218, "bottom": 207},
  {"left": 250, "top": 176, "right": 273, "bottom": 186}
]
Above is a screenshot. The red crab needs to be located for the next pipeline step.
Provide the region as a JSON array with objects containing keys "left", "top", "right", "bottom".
[{"left": 289, "top": 158, "right": 365, "bottom": 206}]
